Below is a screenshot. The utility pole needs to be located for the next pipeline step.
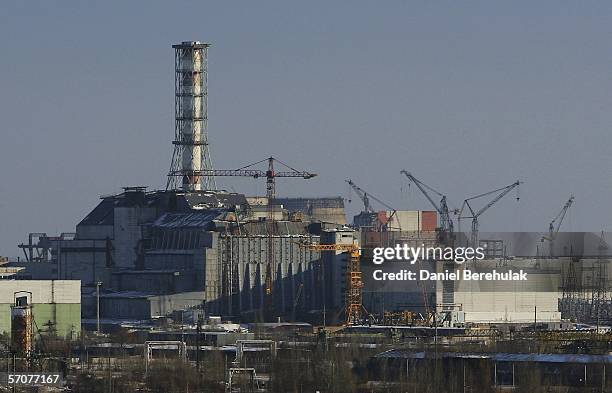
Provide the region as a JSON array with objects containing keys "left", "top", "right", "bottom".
[
  {"left": 96, "top": 282, "right": 102, "bottom": 333},
  {"left": 196, "top": 314, "right": 202, "bottom": 371}
]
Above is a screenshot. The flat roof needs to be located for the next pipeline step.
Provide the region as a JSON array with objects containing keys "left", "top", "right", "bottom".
[
  {"left": 110, "top": 270, "right": 180, "bottom": 275},
  {"left": 98, "top": 291, "right": 157, "bottom": 299},
  {"left": 376, "top": 350, "right": 612, "bottom": 364},
  {"left": 173, "top": 41, "right": 211, "bottom": 49}
]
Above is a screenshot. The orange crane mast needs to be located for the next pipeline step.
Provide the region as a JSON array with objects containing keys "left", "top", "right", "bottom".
[{"left": 299, "top": 242, "right": 365, "bottom": 325}]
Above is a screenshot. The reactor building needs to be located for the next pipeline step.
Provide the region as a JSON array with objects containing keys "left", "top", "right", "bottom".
[
  {"left": 10, "top": 40, "right": 603, "bottom": 329},
  {"left": 12, "top": 41, "right": 352, "bottom": 326}
]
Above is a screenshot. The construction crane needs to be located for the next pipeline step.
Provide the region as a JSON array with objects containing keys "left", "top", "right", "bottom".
[
  {"left": 197, "top": 157, "right": 316, "bottom": 318},
  {"left": 541, "top": 195, "right": 574, "bottom": 257},
  {"left": 198, "top": 156, "right": 316, "bottom": 183},
  {"left": 346, "top": 179, "right": 375, "bottom": 213},
  {"left": 458, "top": 181, "right": 521, "bottom": 247},
  {"left": 345, "top": 179, "right": 399, "bottom": 230},
  {"left": 298, "top": 242, "right": 364, "bottom": 325},
  {"left": 400, "top": 170, "right": 454, "bottom": 241}
]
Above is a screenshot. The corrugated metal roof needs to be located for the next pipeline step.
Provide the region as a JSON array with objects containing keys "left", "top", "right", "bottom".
[
  {"left": 99, "top": 291, "right": 157, "bottom": 299},
  {"left": 375, "top": 350, "right": 612, "bottom": 364},
  {"left": 78, "top": 190, "right": 248, "bottom": 228},
  {"left": 248, "top": 322, "right": 312, "bottom": 328},
  {"left": 274, "top": 197, "right": 344, "bottom": 210},
  {"left": 111, "top": 270, "right": 180, "bottom": 275},
  {"left": 492, "top": 353, "right": 612, "bottom": 363},
  {"left": 183, "top": 192, "right": 247, "bottom": 210},
  {"left": 153, "top": 211, "right": 222, "bottom": 229},
  {"left": 237, "top": 221, "right": 310, "bottom": 235}
]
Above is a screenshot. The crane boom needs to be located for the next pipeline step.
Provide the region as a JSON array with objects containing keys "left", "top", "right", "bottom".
[
  {"left": 345, "top": 179, "right": 399, "bottom": 230},
  {"left": 345, "top": 179, "right": 395, "bottom": 212},
  {"left": 189, "top": 169, "right": 315, "bottom": 178},
  {"left": 194, "top": 157, "right": 316, "bottom": 320},
  {"left": 542, "top": 195, "right": 574, "bottom": 256},
  {"left": 459, "top": 181, "right": 521, "bottom": 247},
  {"left": 400, "top": 170, "right": 454, "bottom": 236},
  {"left": 549, "top": 195, "right": 574, "bottom": 235},
  {"left": 346, "top": 179, "right": 374, "bottom": 213}
]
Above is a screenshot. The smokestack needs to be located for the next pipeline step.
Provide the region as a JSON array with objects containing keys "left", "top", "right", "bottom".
[{"left": 167, "top": 41, "right": 216, "bottom": 191}]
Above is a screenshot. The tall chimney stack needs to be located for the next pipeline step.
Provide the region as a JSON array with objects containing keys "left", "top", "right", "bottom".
[{"left": 167, "top": 41, "right": 216, "bottom": 191}]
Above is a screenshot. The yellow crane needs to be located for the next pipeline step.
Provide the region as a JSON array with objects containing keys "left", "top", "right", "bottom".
[{"left": 298, "top": 242, "right": 365, "bottom": 325}]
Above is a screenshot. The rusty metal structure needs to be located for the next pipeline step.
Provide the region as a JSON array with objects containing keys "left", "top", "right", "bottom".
[{"left": 10, "top": 291, "right": 34, "bottom": 355}]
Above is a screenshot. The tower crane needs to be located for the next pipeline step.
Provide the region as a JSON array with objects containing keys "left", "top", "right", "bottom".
[
  {"left": 541, "top": 195, "right": 574, "bottom": 257},
  {"left": 197, "top": 157, "right": 316, "bottom": 318},
  {"left": 458, "top": 181, "right": 521, "bottom": 247},
  {"left": 400, "top": 170, "right": 454, "bottom": 242},
  {"left": 345, "top": 179, "right": 399, "bottom": 230},
  {"left": 346, "top": 179, "right": 374, "bottom": 213},
  {"left": 298, "top": 242, "right": 365, "bottom": 325}
]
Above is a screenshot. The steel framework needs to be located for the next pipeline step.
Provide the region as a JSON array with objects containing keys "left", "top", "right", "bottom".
[
  {"left": 144, "top": 341, "right": 187, "bottom": 374},
  {"left": 299, "top": 243, "right": 364, "bottom": 325},
  {"left": 167, "top": 41, "right": 216, "bottom": 191}
]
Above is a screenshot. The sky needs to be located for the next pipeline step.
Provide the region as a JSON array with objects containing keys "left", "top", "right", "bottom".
[{"left": 1, "top": 1, "right": 612, "bottom": 257}]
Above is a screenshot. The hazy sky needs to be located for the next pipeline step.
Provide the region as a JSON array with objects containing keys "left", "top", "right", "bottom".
[{"left": 1, "top": 2, "right": 612, "bottom": 257}]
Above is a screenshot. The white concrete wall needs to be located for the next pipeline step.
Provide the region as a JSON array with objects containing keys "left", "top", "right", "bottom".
[
  {"left": 446, "top": 259, "right": 562, "bottom": 322},
  {"left": 0, "top": 280, "right": 81, "bottom": 304},
  {"left": 387, "top": 211, "right": 419, "bottom": 232}
]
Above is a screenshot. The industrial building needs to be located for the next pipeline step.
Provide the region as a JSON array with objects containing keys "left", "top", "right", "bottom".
[
  {"left": 6, "top": 41, "right": 358, "bottom": 325},
  {"left": 273, "top": 197, "right": 347, "bottom": 225},
  {"left": 0, "top": 280, "right": 81, "bottom": 338},
  {"left": 26, "top": 187, "right": 350, "bottom": 323},
  {"left": 9, "top": 41, "right": 610, "bottom": 331}
]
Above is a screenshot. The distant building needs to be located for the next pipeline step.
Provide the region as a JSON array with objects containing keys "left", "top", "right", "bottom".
[
  {"left": 353, "top": 210, "right": 437, "bottom": 232},
  {"left": 17, "top": 187, "right": 353, "bottom": 324},
  {"left": 274, "top": 197, "right": 347, "bottom": 225}
]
